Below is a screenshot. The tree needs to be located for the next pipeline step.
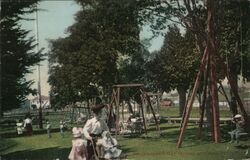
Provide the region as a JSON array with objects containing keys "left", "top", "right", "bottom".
[
  {"left": 48, "top": 0, "right": 142, "bottom": 107},
  {"left": 1, "top": 1, "right": 44, "bottom": 115},
  {"left": 147, "top": 25, "right": 199, "bottom": 116}
]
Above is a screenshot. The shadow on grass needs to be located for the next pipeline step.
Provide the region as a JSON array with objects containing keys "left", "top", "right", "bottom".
[
  {"left": 0, "top": 139, "right": 18, "bottom": 152},
  {"left": 2, "top": 144, "right": 134, "bottom": 160},
  {"left": 128, "top": 123, "right": 242, "bottom": 148},
  {"left": 2, "top": 147, "right": 71, "bottom": 160}
]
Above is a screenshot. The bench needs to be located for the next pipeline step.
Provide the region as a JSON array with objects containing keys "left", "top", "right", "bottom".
[{"left": 228, "top": 131, "right": 249, "bottom": 143}]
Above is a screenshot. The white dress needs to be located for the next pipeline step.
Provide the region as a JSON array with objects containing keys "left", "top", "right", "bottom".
[
  {"left": 16, "top": 122, "right": 23, "bottom": 135},
  {"left": 99, "top": 131, "right": 122, "bottom": 159},
  {"left": 68, "top": 139, "right": 87, "bottom": 160}
]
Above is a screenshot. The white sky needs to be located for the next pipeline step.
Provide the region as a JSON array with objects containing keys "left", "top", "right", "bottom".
[{"left": 21, "top": 1, "right": 164, "bottom": 98}]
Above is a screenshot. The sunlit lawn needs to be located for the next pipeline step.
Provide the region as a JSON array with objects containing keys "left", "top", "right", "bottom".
[{"left": 1, "top": 107, "right": 249, "bottom": 160}]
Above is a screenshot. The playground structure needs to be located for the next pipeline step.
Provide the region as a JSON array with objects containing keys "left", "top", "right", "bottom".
[
  {"left": 177, "top": 1, "right": 249, "bottom": 148},
  {"left": 107, "top": 84, "right": 161, "bottom": 136}
]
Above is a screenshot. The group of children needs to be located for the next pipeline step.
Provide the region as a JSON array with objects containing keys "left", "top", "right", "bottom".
[
  {"left": 46, "top": 120, "right": 66, "bottom": 138},
  {"left": 16, "top": 117, "right": 66, "bottom": 138}
]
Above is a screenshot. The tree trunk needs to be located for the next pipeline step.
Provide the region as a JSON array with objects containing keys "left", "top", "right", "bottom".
[
  {"left": 177, "top": 87, "right": 187, "bottom": 117},
  {"left": 229, "top": 70, "right": 239, "bottom": 116}
]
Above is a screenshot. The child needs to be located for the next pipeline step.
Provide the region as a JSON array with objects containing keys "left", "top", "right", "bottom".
[
  {"left": 97, "top": 131, "right": 122, "bottom": 159},
  {"left": 59, "top": 120, "right": 65, "bottom": 138},
  {"left": 46, "top": 120, "right": 52, "bottom": 138},
  {"left": 68, "top": 127, "right": 87, "bottom": 160},
  {"left": 16, "top": 119, "right": 24, "bottom": 135}
]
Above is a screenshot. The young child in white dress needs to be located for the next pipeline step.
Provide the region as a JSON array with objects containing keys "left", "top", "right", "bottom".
[
  {"left": 97, "top": 131, "right": 122, "bottom": 159},
  {"left": 68, "top": 127, "right": 88, "bottom": 160},
  {"left": 16, "top": 119, "right": 24, "bottom": 135}
]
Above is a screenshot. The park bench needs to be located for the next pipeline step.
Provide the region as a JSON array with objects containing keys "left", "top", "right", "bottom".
[{"left": 228, "top": 131, "right": 249, "bottom": 143}]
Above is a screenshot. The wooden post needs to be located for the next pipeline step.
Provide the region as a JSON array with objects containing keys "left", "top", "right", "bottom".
[
  {"left": 177, "top": 46, "right": 209, "bottom": 148},
  {"left": 207, "top": 0, "right": 221, "bottom": 143},
  {"left": 145, "top": 93, "right": 161, "bottom": 135},
  {"left": 122, "top": 101, "right": 124, "bottom": 122},
  {"left": 115, "top": 87, "right": 120, "bottom": 137},
  {"left": 198, "top": 54, "right": 210, "bottom": 138},
  {"left": 140, "top": 94, "right": 147, "bottom": 135},
  {"left": 210, "top": 52, "right": 221, "bottom": 143}
]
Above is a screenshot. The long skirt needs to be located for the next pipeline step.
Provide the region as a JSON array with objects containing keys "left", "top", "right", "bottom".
[{"left": 26, "top": 124, "right": 33, "bottom": 136}]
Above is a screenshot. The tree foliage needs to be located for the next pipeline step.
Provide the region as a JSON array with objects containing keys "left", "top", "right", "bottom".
[
  {"left": 1, "top": 1, "right": 44, "bottom": 113},
  {"left": 48, "top": 0, "right": 144, "bottom": 107}
]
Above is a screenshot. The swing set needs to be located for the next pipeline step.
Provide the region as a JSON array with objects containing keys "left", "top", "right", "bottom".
[{"left": 107, "top": 84, "right": 161, "bottom": 136}]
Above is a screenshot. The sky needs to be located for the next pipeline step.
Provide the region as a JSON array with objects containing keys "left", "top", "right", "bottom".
[{"left": 22, "top": 1, "right": 164, "bottom": 98}]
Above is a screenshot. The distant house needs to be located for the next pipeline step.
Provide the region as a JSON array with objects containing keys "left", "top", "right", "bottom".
[{"left": 31, "top": 95, "right": 50, "bottom": 109}]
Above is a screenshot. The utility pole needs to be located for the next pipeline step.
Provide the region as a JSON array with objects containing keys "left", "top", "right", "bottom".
[{"left": 35, "top": 5, "right": 43, "bottom": 129}]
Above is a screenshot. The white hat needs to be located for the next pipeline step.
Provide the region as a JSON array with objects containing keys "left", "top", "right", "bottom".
[
  {"left": 72, "top": 127, "right": 82, "bottom": 138},
  {"left": 234, "top": 114, "right": 242, "bottom": 118}
]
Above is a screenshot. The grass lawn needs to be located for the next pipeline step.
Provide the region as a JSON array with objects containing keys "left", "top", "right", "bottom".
[{"left": 1, "top": 108, "right": 249, "bottom": 160}]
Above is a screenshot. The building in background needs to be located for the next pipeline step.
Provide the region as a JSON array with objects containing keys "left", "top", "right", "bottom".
[{"left": 31, "top": 95, "right": 50, "bottom": 109}]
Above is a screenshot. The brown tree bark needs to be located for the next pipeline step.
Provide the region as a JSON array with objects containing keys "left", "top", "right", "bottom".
[{"left": 177, "top": 87, "right": 187, "bottom": 117}]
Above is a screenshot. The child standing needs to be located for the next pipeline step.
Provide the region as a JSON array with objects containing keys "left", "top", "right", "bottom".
[
  {"left": 46, "top": 120, "right": 52, "bottom": 138},
  {"left": 68, "top": 127, "right": 87, "bottom": 160},
  {"left": 16, "top": 119, "right": 24, "bottom": 135},
  {"left": 59, "top": 120, "right": 65, "bottom": 138}
]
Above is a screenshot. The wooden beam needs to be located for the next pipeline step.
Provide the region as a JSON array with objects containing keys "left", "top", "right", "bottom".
[
  {"left": 115, "top": 87, "right": 120, "bottom": 137},
  {"left": 140, "top": 94, "right": 147, "bottom": 135},
  {"left": 177, "top": 45, "right": 209, "bottom": 148},
  {"left": 207, "top": 0, "right": 221, "bottom": 143},
  {"left": 145, "top": 92, "right": 161, "bottom": 135},
  {"left": 198, "top": 51, "right": 210, "bottom": 139}
]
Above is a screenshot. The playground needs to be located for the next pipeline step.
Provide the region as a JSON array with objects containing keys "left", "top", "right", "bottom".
[
  {"left": 1, "top": 106, "right": 249, "bottom": 160},
  {"left": 2, "top": 0, "right": 250, "bottom": 159}
]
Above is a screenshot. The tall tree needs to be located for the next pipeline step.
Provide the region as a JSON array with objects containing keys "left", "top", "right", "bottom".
[
  {"left": 48, "top": 0, "right": 142, "bottom": 107},
  {"left": 1, "top": 1, "right": 44, "bottom": 115},
  {"left": 147, "top": 26, "right": 199, "bottom": 116}
]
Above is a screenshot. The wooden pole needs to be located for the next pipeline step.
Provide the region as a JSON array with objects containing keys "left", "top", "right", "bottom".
[
  {"left": 140, "top": 94, "right": 147, "bottom": 135},
  {"left": 115, "top": 87, "right": 120, "bottom": 136},
  {"left": 198, "top": 54, "right": 210, "bottom": 139},
  {"left": 177, "top": 46, "right": 209, "bottom": 148},
  {"left": 122, "top": 101, "right": 124, "bottom": 122},
  {"left": 207, "top": 0, "right": 221, "bottom": 143},
  {"left": 179, "top": 88, "right": 192, "bottom": 131},
  {"left": 145, "top": 92, "right": 161, "bottom": 135},
  {"left": 209, "top": 52, "right": 221, "bottom": 143}
]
